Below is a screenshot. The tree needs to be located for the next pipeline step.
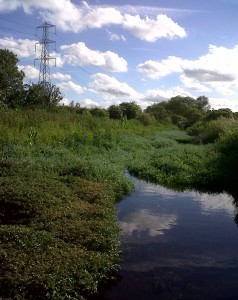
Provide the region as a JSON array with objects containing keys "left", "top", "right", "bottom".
[
  {"left": 204, "top": 108, "right": 233, "bottom": 121},
  {"left": 90, "top": 107, "right": 109, "bottom": 118},
  {"left": 145, "top": 102, "right": 171, "bottom": 123},
  {"left": 24, "top": 82, "right": 63, "bottom": 107},
  {"left": 119, "top": 102, "right": 142, "bottom": 119},
  {"left": 0, "top": 49, "right": 24, "bottom": 107},
  {"left": 195, "top": 96, "right": 210, "bottom": 112},
  {"left": 108, "top": 105, "right": 123, "bottom": 119}
]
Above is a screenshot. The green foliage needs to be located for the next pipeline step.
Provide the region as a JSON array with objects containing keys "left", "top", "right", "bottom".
[
  {"left": 24, "top": 82, "right": 63, "bottom": 107},
  {"left": 211, "top": 128, "right": 238, "bottom": 190},
  {"left": 108, "top": 104, "right": 123, "bottom": 119},
  {"left": 138, "top": 112, "right": 156, "bottom": 126},
  {"left": 145, "top": 95, "right": 209, "bottom": 128},
  {"left": 204, "top": 108, "right": 234, "bottom": 121},
  {"left": 187, "top": 118, "right": 238, "bottom": 143},
  {"left": 0, "top": 49, "right": 25, "bottom": 108},
  {"left": 1, "top": 107, "right": 238, "bottom": 299},
  {"left": 90, "top": 107, "right": 109, "bottom": 118},
  {"left": 108, "top": 102, "right": 142, "bottom": 120},
  {"left": 119, "top": 101, "right": 142, "bottom": 119}
]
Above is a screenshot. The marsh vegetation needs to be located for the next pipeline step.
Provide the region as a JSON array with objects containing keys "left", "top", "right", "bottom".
[{"left": 1, "top": 49, "right": 238, "bottom": 299}]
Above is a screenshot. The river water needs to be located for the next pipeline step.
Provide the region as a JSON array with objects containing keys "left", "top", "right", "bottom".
[{"left": 104, "top": 176, "right": 238, "bottom": 300}]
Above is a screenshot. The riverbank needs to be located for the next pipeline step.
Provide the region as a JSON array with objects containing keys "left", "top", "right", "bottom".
[{"left": 1, "top": 107, "right": 237, "bottom": 299}]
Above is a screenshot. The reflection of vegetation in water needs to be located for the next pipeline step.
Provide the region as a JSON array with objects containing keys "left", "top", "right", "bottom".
[{"left": 1, "top": 106, "right": 238, "bottom": 299}]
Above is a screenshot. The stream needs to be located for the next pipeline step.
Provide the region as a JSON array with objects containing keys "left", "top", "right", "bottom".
[{"left": 104, "top": 176, "right": 238, "bottom": 299}]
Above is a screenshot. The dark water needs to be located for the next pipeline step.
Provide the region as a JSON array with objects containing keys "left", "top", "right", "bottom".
[{"left": 105, "top": 177, "right": 238, "bottom": 300}]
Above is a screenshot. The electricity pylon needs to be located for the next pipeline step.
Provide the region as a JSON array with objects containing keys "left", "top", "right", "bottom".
[{"left": 34, "top": 22, "right": 56, "bottom": 85}]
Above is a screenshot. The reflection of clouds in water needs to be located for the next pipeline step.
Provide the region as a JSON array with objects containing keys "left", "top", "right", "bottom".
[
  {"left": 134, "top": 178, "right": 177, "bottom": 198},
  {"left": 193, "top": 192, "right": 235, "bottom": 215},
  {"left": 119, "top": 209, "right": 177, "bottom": 237},
  {"left": 134, "top": 177, "right": 235, "bottom": 215}
]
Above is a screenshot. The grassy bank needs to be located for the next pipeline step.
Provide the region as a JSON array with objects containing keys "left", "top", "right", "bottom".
[{"left": 1, "top": 107, "right": 237, "bottom": 299}]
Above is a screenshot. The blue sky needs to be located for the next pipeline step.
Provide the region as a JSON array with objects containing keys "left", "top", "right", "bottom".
[{"left": 0, "top": 0, "right": 238, "bottom": 110}]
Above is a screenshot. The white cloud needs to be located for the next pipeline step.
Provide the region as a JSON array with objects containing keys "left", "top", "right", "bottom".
[
  {"left": 122, "top": 14, "right": 187, "bottom": 42},
  {"left": 138, "top": 44, "right": 238, "bottom": 98},
  {"left": 61, "top": 42, "right": 127, "bottom": 72},
  {"left": 90, "top": 73, "right": 142, "bottom": 100},
  {"left": 180, "top": 74, "right": 211, "bottom": 92},
  {"left": 18, "top": 65, "right": 39, "bottom": 80},
  {"left": 0, "top": 1, "right": 186, "bottom": 43},
  {"left": 138, "top": 56, "right": 183, "bottom": 78},
  {"left": 51, "top": 72, "right": 71, "bottom": 81},
  {"left": 57, "top": 81, "right": 85, "bottom": 94},
  {"left": 41, "top": 2, "right": 123, "bottom": 32},
  {"left": 80, "top": 98, "right": 99, "bottom": 108},
  {"left": 49, "top": 52, "right": 64, "bottom": 68},
  {"left": 107, "top": 30, "right": 127, "bottom": 42},
  {"left": 0, "top": 37, "right": 36, "bottom": 58},
  {"left": 59, "top": 97, "right": 73, "bottom": 106},
  {"left": 143, "top": 87, "right": 193, "bottom": 103},
  {"left": 209, "top": 97, "right": 238, "bottom": 111},
  {"left": 182, "top": 44, "right": 238, "bottom": 95}
]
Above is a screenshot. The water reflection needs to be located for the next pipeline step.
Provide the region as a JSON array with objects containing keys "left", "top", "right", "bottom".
[
  {"left": 105, "top": 177, "right": 238, "bottom": 300},
  {"left": 119, "top": 209, "right": 177, "bottom": 238},
  {"left": 193, "top": 192, "right": 235, "bottom": 215}
]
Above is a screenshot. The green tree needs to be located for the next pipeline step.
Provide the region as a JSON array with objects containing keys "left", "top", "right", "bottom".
[
  {"left": 24, "top": 82, "right": 63, "bottom": 107},
  {"left": 145, "top": 102, "right": 171, "bottom": 123},
  {"left": 90, "top": 107, "right": 109, "bottom": 118},
  {"left": 119, "top": 102, "right": 142, "bottom": 119},
  {"left": 195, "top": 96, "right": 210, "bottom": 112},
  {"left": 0, "top": 49, "right": 24, "bottom": 107},
  {"left": 108, "top": 105, "right": 123, "bottom": 119},
  {"left": 204, "top": 108, "right": 233, "bottom": 121}
]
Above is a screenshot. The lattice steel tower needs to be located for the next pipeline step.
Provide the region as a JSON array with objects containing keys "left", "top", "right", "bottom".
[{"left": 35, "top": 22, "right": 56, "bottom": 85}]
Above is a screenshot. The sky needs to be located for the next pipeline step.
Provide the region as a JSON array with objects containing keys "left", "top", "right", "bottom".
[{"left": 0, "top": 0, "right": 238, "bottom": 111}]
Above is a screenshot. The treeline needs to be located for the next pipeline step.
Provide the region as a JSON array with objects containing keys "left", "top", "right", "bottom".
[
  {"left": 67, "top": 96, "right": 238, "bottom": 145},
  {"left": 1, "top": 48, "right": 237, "bottom": 146}
]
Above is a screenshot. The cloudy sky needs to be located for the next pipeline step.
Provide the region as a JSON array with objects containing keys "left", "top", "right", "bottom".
[{"left": 0, "top": 0, "right": 238, "bottom": 110}]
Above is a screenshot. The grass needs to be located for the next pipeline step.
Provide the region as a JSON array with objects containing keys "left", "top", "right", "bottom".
[{"left": 1, "top": 107, "right": 237, "bottom": 299}]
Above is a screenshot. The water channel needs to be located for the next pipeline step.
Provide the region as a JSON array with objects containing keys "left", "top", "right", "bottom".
[{"left": 104, "top": 176, "right": 238, "bottom": 300}]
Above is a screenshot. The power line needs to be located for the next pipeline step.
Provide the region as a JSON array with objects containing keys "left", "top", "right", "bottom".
[
  {"left": 0, "top": 25, "right": 36, "bottom": 37},
  {"left": 0, "top": 16, "right": 34, "bottom": 29}
]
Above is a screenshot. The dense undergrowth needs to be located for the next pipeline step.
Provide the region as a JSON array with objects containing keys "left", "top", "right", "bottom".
[{"left": 1, "top": 107, "right": 238, "bottom": 299}]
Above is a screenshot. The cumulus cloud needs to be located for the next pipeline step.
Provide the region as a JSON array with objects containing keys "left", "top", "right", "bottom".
[
  {"left": 138, "top": 56, "right": 183, "bottom": 79},
  {"left": 138, "top": 44, "right": 238, "bottom": 97},
  {"left": 90, "top": 73, "right": 142, "bottom": 100},
  {"left": 107, "top": 30, "right": 127, "bottom": 42},
  {"left": 57, "top": 81, "right": 85, "bottom": 94},
  {"left": 209, "top": 97, "right": 238, "bottom": 111},
  {"left": 180, "top": 74, "right": 211, "bottom": 92},
  {"left": 0, "top": 37, "right": 36, "bottom": 58},
  {"left": 122, "top": 14, "right": 186, "bottom": 42},
  {"left": 184, "top": 69, "right": 235, "bottom": 82},
  {"left": 143, "top": 87, "right": 193, "bottom": 103},
  {"left": 0, "top": 1, "right": 187, "bottom": 42},
  {"left": 61, "top": 42, "right": 127, "bottom": 72},
  {"left": 51, "top": 72, "right": 71, "bottom": 81},
  {"left": 80, "top": 98, "right": 99, "bottom": 108},
  {"left": 18, "top": 65, "right": 39, "bottom": 80}
]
